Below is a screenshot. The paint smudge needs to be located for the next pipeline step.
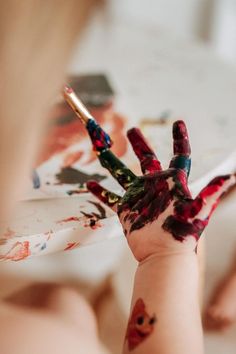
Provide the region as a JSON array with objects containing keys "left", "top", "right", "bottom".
[
  {"left": 57, "top": 201, "right": 107, "bottom": 230},
  {"left": 98, "top": 149, "right": 136, "bottom": 189},
  {"left": 81, "top": 201, "right": 107, "bottom": 230},
  {"left": 40, "top": 243, "right": 47, "bottom": 251},
  {"left": 84, "top": 116, "right": 135, "bottom": 189},
  {"left": 169, "top": 120, "right": 191, "bottom": 176},
  {"left": 64, "top": 242, "right": 80, "bottom": 251},
  {"left": 87, "top": 180, "right": 120, "bottom": 208},
  {"left": 32, "top": 169, "right": 40, "bottom": 189},
  {"left": 44, "top": 230, "right": 53, "bottom": 241},
  {"left": 66, "top": 188, "right": 88, "bottom": 196},
  {"left": 162, "top": 174, "right": 234, "bottom": 241},
  {"left": 3, "top": 228, "right": 16, "bottom": 239},
  {"left": 0, "top": 239, "right": 7, "bottom": 246},
  {"left": 125, "top": 298, "right": 156, "bottom": 351},
  {"left": 57, "top": 216, "right": 80, "bottom": 223},
  {"left": 2, "top": 241, "right": 30, "bottom": 261},
  {"left": 140, "top": 110, "right": 171, "bottom": 127},
  {"left": 81, "top": 201, "right": 106, "bottom": 219},
  {"left": 56, "top": 166, "right": 106, "bottom": 186}
]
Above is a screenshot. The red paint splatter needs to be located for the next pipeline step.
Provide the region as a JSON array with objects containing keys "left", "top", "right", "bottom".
[
  {"left": 57, "top": 216, "right": 80, "bottom": 223},
  {"left": 64, "top": 242, "right": 80, "bottom": 251},
  {"left": 3, "top": 241, "right": 30, "bottom": 261},
  {"left": 126, "top": 298, "right": 156, "bottom": 351}
]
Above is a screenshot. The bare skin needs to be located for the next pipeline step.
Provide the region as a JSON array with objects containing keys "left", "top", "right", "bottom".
[
  {"left": 204, "top": 257, "right": 236, "bottom": 331},
  {"left": 0, "top": 284, "right": 103, "bottom": 354}
]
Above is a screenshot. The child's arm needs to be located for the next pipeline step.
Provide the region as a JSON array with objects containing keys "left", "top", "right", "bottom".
[
  {"left": 125, "top": 251, "right": 202, "bottom": 353},
  {"left": 87, "top": 120, "right": 236, "bottom": 353}
]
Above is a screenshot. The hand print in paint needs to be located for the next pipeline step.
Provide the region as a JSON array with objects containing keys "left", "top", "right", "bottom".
[
  {"left": 125, "top": 298, "right": 156, "bottom": 351},
  {"left": 87, "top": 120, "right": 236, "bottom": 261}
]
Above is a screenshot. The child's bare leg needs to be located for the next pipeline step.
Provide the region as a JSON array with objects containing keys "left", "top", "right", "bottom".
[
  {"left": 204, "top": 255, "right": 236, "bottom": 331},
  {"left": 0, "top": 283, "right": 102, "bottom": 354},
  {"left": 7, "top": 283, "right": 98, "bottom": 330}
]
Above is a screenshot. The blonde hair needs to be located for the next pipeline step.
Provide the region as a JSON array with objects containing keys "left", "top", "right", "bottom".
[{"left": 0, "top": 0, "right": 101, "bottom": 224}]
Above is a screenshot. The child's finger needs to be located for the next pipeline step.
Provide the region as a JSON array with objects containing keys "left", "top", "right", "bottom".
[
  {"left": 193, "top": 174, "right": 236, "bottom": 220},
  {"left": 87, "top": 180, "right": 121, "bottom": 211},
  {"left": 169, "top": 120, "right": 191, "bottom": 177},
  {"left": 98, "top": 150, "right": 136, "bottom": 190},
  {"left": 86, "top": 119, "right": 136, "bottom": 189},
  {"left": 86, "top": 119, "right": 113, "bottom": 152},
  {"left": 127, "top": 127, "right": 162, "bottom": 174}
]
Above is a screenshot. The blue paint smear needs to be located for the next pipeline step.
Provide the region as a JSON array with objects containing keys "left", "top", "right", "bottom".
[{"left": 32, "top": 169, "right": 41, "bottom": 189}]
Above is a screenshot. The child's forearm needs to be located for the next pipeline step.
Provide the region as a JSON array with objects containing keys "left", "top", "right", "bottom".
[{"left": 123, "top": 252, "right": 203, "bottom": 354}]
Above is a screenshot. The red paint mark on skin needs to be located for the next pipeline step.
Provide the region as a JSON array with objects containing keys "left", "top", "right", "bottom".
[
  {"left": 64, "top": 242, "right": 80, "bottom": 251},
  {"left": 3, "top": 228, "right": 15, "bottom": 238},
  {"left": 3, "top": 241, "right": 30, "bottom": 261},
  {"left": 57, "top": 216, "right": 80, "bottom": 223},
  {"left": 172, "top": 120, "right": 191, "bottom": 156},
  {"left": 127, "top": 127, "right": 162, "bottom": 173},
  {"left": 87, "top": 180, "right": 120, "bottom": 208},
  {"left": 163, "top": 175, "right": 232, "bottom": 242},
  {"left": 126, "top": 298, "right": 156, "bottom": 351},
  {"left": 63, "top": 151, "right": 84, "bottom": 167}
]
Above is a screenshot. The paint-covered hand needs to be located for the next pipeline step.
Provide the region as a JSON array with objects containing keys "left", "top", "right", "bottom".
[{"left": 87, "top": 120, "right": 235, "bottom": 261}]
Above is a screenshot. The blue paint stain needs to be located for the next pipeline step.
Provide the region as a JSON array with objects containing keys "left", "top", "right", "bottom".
[
  {"left": 40, "top": 243, "right": 46, "bottom": 251},
  {"left": 32, "top": 169, "right": 41, "bottom": 189}
]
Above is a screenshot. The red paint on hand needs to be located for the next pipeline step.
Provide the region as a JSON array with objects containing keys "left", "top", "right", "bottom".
[{"left": 127, "top": 127, "right": 162, "bottom": 173}]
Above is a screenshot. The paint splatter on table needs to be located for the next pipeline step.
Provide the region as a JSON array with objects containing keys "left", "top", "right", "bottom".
[{"left": 0, "top": 196, "right": 119, "bottom": 261}]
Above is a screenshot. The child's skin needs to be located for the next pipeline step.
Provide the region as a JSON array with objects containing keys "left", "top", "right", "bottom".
[
  {"left": 87, "top": 121, "right": 236, "bottom": 353},
  {"left": 204, "top": 256, "right": 236, "bottom": 331}
]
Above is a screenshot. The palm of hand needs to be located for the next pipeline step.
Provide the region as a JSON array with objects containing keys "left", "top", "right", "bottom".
[{"left": 87, "top": 120, "right": 235, "bottom": 260}]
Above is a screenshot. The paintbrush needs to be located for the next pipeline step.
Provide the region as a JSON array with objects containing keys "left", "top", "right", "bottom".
[
  {"left": 63, "top": 85, "right": 135, "bottom": 189},
  {"left": 63, "top": 85, "right": 112, "bottom": 151}
]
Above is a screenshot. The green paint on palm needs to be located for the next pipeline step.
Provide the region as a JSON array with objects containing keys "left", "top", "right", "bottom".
[{"left": 98, "top": 150, "right": 136, "bottom": 189}]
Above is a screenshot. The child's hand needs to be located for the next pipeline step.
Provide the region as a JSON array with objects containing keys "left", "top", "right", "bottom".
[{"left": 87, "top": 121, "right": 235, "bottom": 261}]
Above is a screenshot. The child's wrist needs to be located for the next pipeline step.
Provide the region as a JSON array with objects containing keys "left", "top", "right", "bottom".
[{"left": 138, "top": 248, "right": 198, "bottom": 269}]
